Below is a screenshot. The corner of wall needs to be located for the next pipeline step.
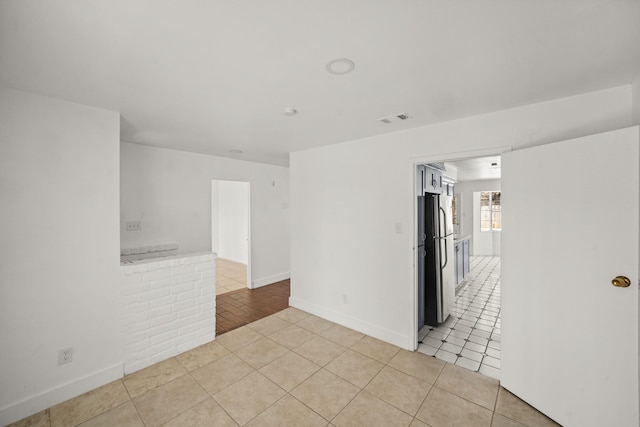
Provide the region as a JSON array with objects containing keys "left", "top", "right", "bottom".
[{"left": 632, "top": 75, "right": 640, "bottom": 126}]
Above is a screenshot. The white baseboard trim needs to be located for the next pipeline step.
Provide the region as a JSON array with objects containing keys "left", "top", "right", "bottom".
[
  {"left": 289, "top": 297, "right": 413, "bottom": 350},
  {"left": 0, "top": 363, "right": 123, "bottom": 426},
  {"left": 251, "top": 272, "right": 290, "bottom": 289}
]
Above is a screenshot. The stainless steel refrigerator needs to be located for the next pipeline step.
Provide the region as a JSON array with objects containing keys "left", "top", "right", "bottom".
[{"left": 417, "top": 192, "right": 455, "bottom": 327}]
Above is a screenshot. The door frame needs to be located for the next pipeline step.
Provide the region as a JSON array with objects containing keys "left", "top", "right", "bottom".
[{"left": 409, "top": 146, "right": 512, "bottom": 349}]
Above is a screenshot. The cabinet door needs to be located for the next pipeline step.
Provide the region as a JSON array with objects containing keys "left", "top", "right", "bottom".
[
  {"left": 424, "top": 167, "right": 443, "bottom": 194},
  {"left": 463, "top": 240, "right": 470, "bottom": 276},
  {"left": 455, "top": 242, "right": 463, "bottom": 284}
]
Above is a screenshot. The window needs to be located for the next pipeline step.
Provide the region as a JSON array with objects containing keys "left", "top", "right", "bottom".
[
  {"left": 480, "top": 191, "right": 501, "bottom": 231},
  {"left": 451, "top": 195, "right": 459, "bottom": 226}
]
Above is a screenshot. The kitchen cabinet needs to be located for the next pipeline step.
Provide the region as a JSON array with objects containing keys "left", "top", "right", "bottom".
[
  {"left": 454, "top": 236, "right": 471, "bottom": 285},
  {"left": 463, "top": 239, "right": 470, "bottom": 277},
  {"left": 423, "top": 166, "right": 443, "bottom": 194}
]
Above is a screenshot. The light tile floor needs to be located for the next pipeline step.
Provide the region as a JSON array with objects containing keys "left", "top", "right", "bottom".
[
  {"left": 216, "top": 258, "right": 248, "bottom": 295},
  {"left": 10, "top": 306, "right": 559, "bottom": 427},
  {"left": 418, "top": 256, "right": 502, "bottom": 380}
]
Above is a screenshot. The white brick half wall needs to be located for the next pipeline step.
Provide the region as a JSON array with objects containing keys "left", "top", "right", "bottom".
[{"left": 120, "top": 252, "right": 216, "bottom": 374}]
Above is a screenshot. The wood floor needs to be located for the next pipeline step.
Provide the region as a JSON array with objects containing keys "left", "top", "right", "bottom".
[{"left": 216, "top": 279, "right": 290, "bottom": 335}]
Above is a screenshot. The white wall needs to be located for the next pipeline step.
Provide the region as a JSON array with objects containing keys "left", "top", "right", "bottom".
[
  {"left": 454, "top": 179, "right": 500, "bottom": 256},
  {"left": 216, "top": 180, "right": 249, "bottom": 264},
  {"left": 633, "top": 74, "right": 640, "bottom": 126},
  {"left": 121, "top": 143, "right": 289, "bottom": 288},
  {"left": 290, "top": 85, "right": 633, "bottom": 349},
  {"left": 0, "top": 88, "right": 121, "bottom": 425}
]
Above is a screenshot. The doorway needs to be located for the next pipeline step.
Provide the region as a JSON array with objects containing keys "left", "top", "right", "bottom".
[
  {"left": 414, "top": 153, "right": 504, "bottom": 379},
  {"left": 211, "top": 180, "right": 251, "bottom": 294}
]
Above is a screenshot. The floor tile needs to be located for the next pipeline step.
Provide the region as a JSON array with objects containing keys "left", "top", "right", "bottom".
[
  {"left": 460, "top": 348, "right": 483, "bottom": 362},
  {"left": 234, "top": 337, "right": 289, "bottom": 369},
  {"left": 293, "top": 335, "right": 347, "bottom": 366},
  {"left": 387, "top": 350, "right": 445, "bottom": 384},
  {"left": 161, "top": 398, "right": 238, "bottom": 427},
  {"left": 50, "top": 380, "right": 130, "bottom": 427},
  {"left": 247, "top": 315, "right": 291, "bottom": 336},
  {"left": 434, "top": 349, "right": 457, "bottom": 364},
  {"left": 416, "top": 344, "right": 438, "bottom": 356},
  {"left": 332, "top": 391, "right": 413, "bottom": 427},
  {"left": 215, "top": 325, "right": 263, "bottom": 352},
  {"left": 291, "top": 369, "right": 360, "bottom": 421},
  {"left": 486, "top": 347, "right": 501, "bottom": 359},
  {"left": 174, "top": 340, "right": 229, "bottom": 371},
  {"left": 133, "top": 375, "right": 208, "bottom": 427},
  {"left": 268, "top": 324, "right": 316, "bottom": 350},
  {"left": 465, "top": 341, "right": 487, "bottom": 353},
  {"left": 455, "top": 356, "right": 481, "bottom": 372},
  {"left": 296, "top": 315, "right": 335, "bottom": 334},
  {"left": 350, "top": 336, "right": 401, "bottom": 364},
  {"left": 479, "top": 364, "right": 501, "bottom": 380},
  {"left": 245, "top": 395, "right": 328, "bottom": 427},
  {"left": 7, "top": 410, "right": 50, "bottom": 427},
  {"left": 364, "top": 366, "right": 432, "bottom": 416},
  {"left": 440, "top": 342, "right": 463, "bottom": 354},
  {"left": 483, "top": 355, "right": 501, "bottom": 369},
  {"left": 213, "top": 371, "right": 285, "bottom": 426},
  {"left": 76, "top": 401, "right": 143, "bottom": 427},
  {"left": 259, "top": 351, "right": 321, "bottom": 391},
  {"left": 191, "top": 353, "right": 255, "bottom": 396},
  {"left": 490, "top": 413, "right": 527, "bottom": 427},
  {"left": 274, "top": 307, "right": 311, "bottom": 323},
  {"left": 468, "top": 335, "right": 489, "bottom": 346},
  {"left": 494, "top": 388, "right": 560, "bottom": 426},
  {"left": 320, "top": 324, "right": 365, "bottom": 347},
  {"left": 434, "top": 364, "right": 499, "bottom": 410},
  {"left": 123, "top": 358, "right": 187, "bottom": 399},
  {"left": 422, "top": 336, "right": 443, "bottom": 349},
  {"left": 409, "top": 419, "right": 430, "bottom": 427},
  {"left": 325, "top": 349, "right": 384, "bottom": 388},
  {"left": 438, "top": 256, "right": 501, "bottom": 378},
  {"left": 416, "top": 387, "right": 492, "bottom": 427}
]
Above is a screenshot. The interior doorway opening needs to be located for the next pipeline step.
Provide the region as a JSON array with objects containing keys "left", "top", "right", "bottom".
[
  {"left": 414, "top": 153, "right": 503, "bottom": 380},
  {"left": 211, "top": 180, "right": 251, "bottom": 294}
]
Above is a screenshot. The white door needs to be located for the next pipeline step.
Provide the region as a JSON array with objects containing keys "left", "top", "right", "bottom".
[{"left": 501, "top": 126, "right": 639, "bottom": 427}]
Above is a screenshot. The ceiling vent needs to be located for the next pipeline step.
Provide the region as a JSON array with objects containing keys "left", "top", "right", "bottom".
[{"left": 377, "top": 113, "right": 411, "bottom": 124}]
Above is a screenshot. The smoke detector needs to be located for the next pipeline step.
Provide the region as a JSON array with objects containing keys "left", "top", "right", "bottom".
[
  {"left": 326, "top": 58, "right": 355, "bottom": 75},
  {"left": 283, "top": 107, "right": 298, "bottom": 116},
  {"left": 377, "top": 113, "right": 411, "bottom": 124}
]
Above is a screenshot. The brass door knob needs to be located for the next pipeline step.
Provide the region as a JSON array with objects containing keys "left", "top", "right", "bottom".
[{"left": 611, "top": 276, "right": 631, "bottom": 288}]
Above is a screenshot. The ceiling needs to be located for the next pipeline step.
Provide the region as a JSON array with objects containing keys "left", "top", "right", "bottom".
[
  {"left": 446, "top": 156, "right": 501, "bottom": 182},
  {"left": 1, "top": 1, "right": 639, "bottom": 167}
]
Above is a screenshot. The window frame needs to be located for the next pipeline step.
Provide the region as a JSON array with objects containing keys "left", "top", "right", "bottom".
[{"left": 480, "top": 191, "right": 501, "bottom": 231}]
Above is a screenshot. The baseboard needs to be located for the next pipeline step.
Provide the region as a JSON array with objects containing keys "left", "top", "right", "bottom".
[
  {"left": 251, "top": 271, "right": 290, "bottom": 289},
  {"left": 0, "top": 363, "right": 123, "bottom": 426},
  {"left": 289, "top": 297, "right": 413, "bottom": 350}
]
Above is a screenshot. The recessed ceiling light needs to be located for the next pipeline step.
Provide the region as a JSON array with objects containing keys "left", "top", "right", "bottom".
[
  {"left": 326, "top": 58, "right": 355, "bottom": 75},
  {"left": 283, "top": 107, "right": 298, "bottom": 116},
  {"left": 229, "top": 149, "right": 242, "bottom": 154}
]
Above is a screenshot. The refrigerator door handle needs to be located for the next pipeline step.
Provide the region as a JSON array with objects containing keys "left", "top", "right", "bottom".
[
  {"left": 441, "top": 236, "right": 448, "bottom": 269},
  {"left": 438, "top": 206, "right": 449, "bottom": 268}
]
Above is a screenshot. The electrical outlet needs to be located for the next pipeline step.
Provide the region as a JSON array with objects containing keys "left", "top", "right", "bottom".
[
  {"left": 58, "top": 347, "right": 73, "bottom": 365},
  {"left": 126, "top": 221, "right": 142, "bottom": 231}
]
